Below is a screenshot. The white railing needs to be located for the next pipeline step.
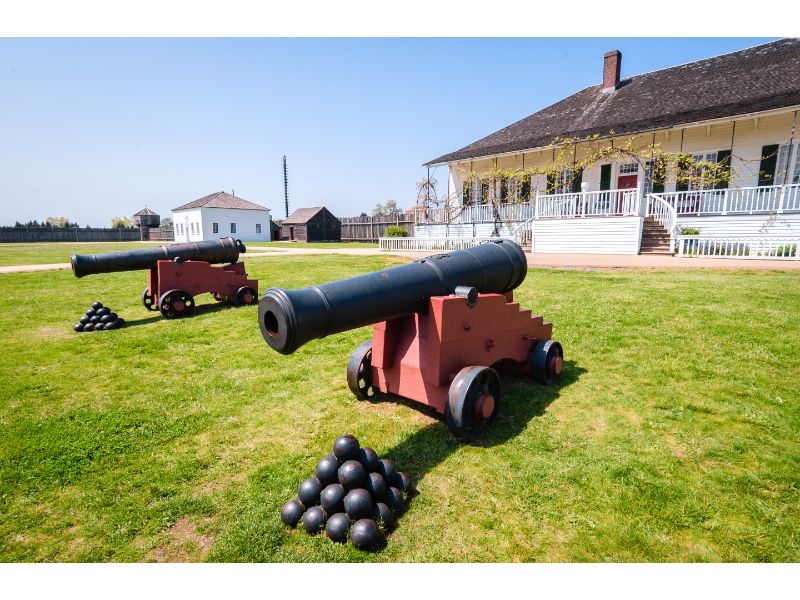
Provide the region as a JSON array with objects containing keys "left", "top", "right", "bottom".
[
  {"left": 509, "top": 218, "right": 535, "bottom": 245},
  {"left": 378, "top": 236, "right": 506, "bottom": 252},
  {"left": 676, "top": 236, "right": 800, "bottom": 259},
  {"left": 415, "top": 202, "right": 536, "bottom": 225},
  {"left": 651, "top": 184, "right": 800, "bottom": 216},
  {"left": 646, "top": 193, "right": 678, "bottom": 249}
]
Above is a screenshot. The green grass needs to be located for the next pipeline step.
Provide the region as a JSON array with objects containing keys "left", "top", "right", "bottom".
[
  {"left": 0, "top": 247, "right": 798, "bottom": 562},
  {"left": 0, "top": 242, "right": 158, "bottom": 266},
  {"left": 248, "top": 241, "right": 378, "bottom": 249}
]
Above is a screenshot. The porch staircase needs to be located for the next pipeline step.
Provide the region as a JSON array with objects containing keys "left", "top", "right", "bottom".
[{"left": 639, "top": 216, "right": 673, "bottom": 255}]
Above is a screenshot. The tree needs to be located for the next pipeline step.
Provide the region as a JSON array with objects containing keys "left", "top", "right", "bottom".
[
  {"left": 111, "top": 216, "right": 132, "bottom": 229},
  {"left": 416, "top": 175, "right": 438, "bottom": 207},
  {"left": 160, "top": 217, "right": 173, "bottom": 227},
  {"left": 372, "top": 200, "right": 402, "bottom": 217}
]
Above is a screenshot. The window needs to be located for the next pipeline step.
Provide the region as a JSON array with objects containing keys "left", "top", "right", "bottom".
[
  {"left": 619, "top": 163, "right": 639, "bottom": 174},
  {"left": 689, "top": 152, "right": 718, "bottom": 191},
  {"left": 644, "top": 158, "right": 667, "bottom": 194},
  {"left": 556, "top": 168, "right": 574, "bottom": 194},
  {"left": 230, "top": 223, "right": 237, "bottom": 234},
  {"left": 775, "top": 143, "right": 800, "bottom": 185},
  {"left": 212, "top": 222, "right": 219, "bottom": 234},
  {"left": 256, "top": 223, "right": 262, "bottom": 234},
  {"left": 191, "top": 223, "right": 195, "bottom": 235}
]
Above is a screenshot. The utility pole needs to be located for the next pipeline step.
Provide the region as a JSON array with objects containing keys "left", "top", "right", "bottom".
[{"left": 283, "top": 155, "right": 289, "bottom": 218}]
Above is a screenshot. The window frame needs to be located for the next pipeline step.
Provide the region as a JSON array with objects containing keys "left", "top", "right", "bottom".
[{"left": 230, "top": 222, "right": 237, "bottom": 234}]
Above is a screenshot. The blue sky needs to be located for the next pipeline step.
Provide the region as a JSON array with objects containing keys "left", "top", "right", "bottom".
[{"left": 0, "top": 38, "right": 776, "bottom": 226}]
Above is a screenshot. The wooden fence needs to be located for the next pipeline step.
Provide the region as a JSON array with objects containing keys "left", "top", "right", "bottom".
[
  {"left": 0, "top": 227, "right": 142, "bottom": 243},
  {"left": 340, "top": 216, "right": 414, "bottom": 241}
]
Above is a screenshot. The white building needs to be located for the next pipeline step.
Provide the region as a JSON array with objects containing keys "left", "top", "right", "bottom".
[
  {"left": 172, "top": 192, "right": 272, "bottom": 243},
  {"left": 405, "top": 39, "right": 800, "bottom": 259}
]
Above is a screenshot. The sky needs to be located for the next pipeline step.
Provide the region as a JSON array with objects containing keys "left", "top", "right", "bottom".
[{"left": 0, "top": 37, "right": 777, "bottom": 227}]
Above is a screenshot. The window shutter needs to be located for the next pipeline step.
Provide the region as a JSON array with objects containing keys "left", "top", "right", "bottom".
[
  {"left": 570, "top": 169, "right": 584, "bottom": 193},
  {"left": 676, "top": 156, "right": 690, "bottom": 192},
  {"left": 758, "top": 144, "right": 779, "bottom": 187},
  {"left": 714, "top": 150, "right": 731, "bottom": 189},
  {"left": 599, "top": 164, "right": 611, "bottom": 191},
  {"left": 462, "top": 182, "right": 471, "bottom": 205},
  {"left": 546, "top": 173, "right": 556, "bottom": 194}
]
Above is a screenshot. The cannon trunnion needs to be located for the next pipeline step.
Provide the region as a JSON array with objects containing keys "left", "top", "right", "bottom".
[
  {"left": 71, "top": 237, "right": 259, "bottom": 319},
  {"left": 258, "top": 239, "right": 563, "bottom": 439}
]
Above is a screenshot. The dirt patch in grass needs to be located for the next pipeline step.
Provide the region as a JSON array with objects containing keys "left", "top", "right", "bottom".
[{"left": 150, "top": 517, "right": 215, "bottom": 562}]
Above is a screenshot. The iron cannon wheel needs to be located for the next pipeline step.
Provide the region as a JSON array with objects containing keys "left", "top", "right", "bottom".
[
  {"left": 158, "top": 289, "right": 195, "bottom": 319},
  {"left": 445, "top": 366, "right": 501, "bottom": 439},
  {"left": 530, "top": 340, "right": 564, "bottom": 385},
  {"left": 347, "top": 340, "right": 375, "bottom": 400},
  {"left": 141, "top": 287, "right": 158, "bottom": 311},
  {"left": 235, "top": 286, "right": 258, "bottom": 306}
]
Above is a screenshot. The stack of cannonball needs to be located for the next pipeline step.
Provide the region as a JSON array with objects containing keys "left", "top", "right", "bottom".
[
  {"left": 73, "top": 301, "right": 126, "bottom": 332},
  {"left": 280, "top": 434, "right": 414, "bottom": 551}
]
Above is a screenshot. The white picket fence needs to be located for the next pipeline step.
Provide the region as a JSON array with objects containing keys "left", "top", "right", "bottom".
[
  {"left": 675, "top": 236, "right": 800, "bottom": 259},
  {"left": 378, "top": 237, "right": 504, "bottom": 252}
]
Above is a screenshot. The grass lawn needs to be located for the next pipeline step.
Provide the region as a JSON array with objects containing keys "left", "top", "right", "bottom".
[
  {"left": 0, "top": 246, "right": 798, "bottom": 562},
  {"left": 0, "top": 242, "right": 158, "bottom": 267}
]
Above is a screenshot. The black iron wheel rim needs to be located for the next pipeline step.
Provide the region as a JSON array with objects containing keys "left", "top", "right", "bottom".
[{"left": 159, "top": 290, "right": 195, "bottom": 319}]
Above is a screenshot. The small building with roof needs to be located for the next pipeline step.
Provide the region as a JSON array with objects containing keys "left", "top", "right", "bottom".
[
  {"left": 132, "top": 207, "right": 160, "bottom": 228},
  {"left": 172, "top": 191, "right": 271, "bottom": 243},
  {"left": 281, "top": 207, "right": 341, "bottom": 242}
]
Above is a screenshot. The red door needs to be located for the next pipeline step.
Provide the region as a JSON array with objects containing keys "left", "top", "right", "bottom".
[{"left": 616, "top": 174, "right": 638, "bottom": 213}]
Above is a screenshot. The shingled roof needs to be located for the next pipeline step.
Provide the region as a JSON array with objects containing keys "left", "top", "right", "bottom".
[
  {"left": 173, "top": 191, "right": 269, "bottom": 212},
  {"left": 133, "top": 207, "right": 158, "bottom": 216},
  {"left": 283, "top": 207, "right": 324, "bottom": 224},
  {"left": 426, "top": 39, "right": 800, "bottom": 165}
]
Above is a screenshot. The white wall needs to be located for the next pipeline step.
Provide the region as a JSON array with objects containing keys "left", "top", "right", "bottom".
[
  {"left": 172, "top": 208, "right": 271, "bottom": 243},
  {"left": 676, "top": 213, "right": 800, "bottom": 237},
  {"left": 531, "top": 217, "right": 643, "bottom": 255}
]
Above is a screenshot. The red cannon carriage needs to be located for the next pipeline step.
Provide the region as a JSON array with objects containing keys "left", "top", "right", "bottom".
[{"left": 258, "top": 240, "right": 562, "bottom": 438}]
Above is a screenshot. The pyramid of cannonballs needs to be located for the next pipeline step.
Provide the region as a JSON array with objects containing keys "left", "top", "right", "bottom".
[
  {"left": 73, "top": 301, "right": 126, "bottom": 332},
  {"left": 281, "top": 434, "right": 413, "bottom": 550}
]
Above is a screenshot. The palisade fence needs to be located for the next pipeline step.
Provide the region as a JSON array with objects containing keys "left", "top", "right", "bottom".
[
  {"left": 0, "top": 226, "right": 174, "bottom": 243},
  {"left": 340, "top": 215, "right": 414, "bottom": 242}
]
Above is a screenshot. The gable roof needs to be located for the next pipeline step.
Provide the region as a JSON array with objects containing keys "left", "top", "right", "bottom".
[
  {"left": 173, "top": 191, "right": 269, "bottom": 212},
  {"left": 133, "top": 207, "right": 158, "bottom": 216},
  {"left": 426, "top": 38, "right": 800, "bottom": 165},
  {"left": 283, "top": 207, "right": 326, "bottom": 224}
]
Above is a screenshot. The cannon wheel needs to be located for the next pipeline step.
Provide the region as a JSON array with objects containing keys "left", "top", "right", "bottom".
[
  {"left": 347, "top": 340, "right": 375, "bottom": 400},
  {"left": 158, "top": 289, "right": 195, "bottom": 319},
  {"left": 235, "top": 286, "right": 258, "bottom": 306},
  {"left": 530, "top": 340, "right": 563, "bottom": 385},
  {"left": 141, "top": 287, "right": 158, "bottom": 311},
  {"left": 445, "top": 366, "right": 501, "bottom": 440}
]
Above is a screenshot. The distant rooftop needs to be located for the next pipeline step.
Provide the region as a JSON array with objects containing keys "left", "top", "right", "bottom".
[
  {"left": 173, "top": 191, "right": 269, "bottom": 212},
  {"left": 133, "top": 207, "right": 158, "bottom": 216},
  {"left": 283, "top": 207, "right": 325, "bottom": 224}
]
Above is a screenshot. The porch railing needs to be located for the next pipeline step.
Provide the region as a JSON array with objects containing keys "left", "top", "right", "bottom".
[
  {"left": 646, "top": 193, "right": 678, "bottom": 249},
  {"left": 378, "top": 236, "right": 503, "bottom": 252},
  {"left": 650, "top": 184, "right": 800, "bottom": 216},
  {"left": 676, "top": 235, "right": 800, "bottom": 259}
]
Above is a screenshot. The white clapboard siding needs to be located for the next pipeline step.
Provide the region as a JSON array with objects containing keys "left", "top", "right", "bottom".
[
  {"left": 531, "top": 217, "right": 643, "bottom": 254},
  {"left": 676, "top": 214, "right": 800, "bottom": 237}
]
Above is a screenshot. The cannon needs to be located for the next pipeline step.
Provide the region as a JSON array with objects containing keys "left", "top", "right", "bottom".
[
  {"left": 258, "top": 239, "right": 562, "bottom": 438},
  {"left": 71, "top": 238, "right": 259, "bottom": 319}
]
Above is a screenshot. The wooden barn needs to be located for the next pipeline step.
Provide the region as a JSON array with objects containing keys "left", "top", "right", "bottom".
[{"left": 281, "top": 207, "right": 341, "bottom": 242}]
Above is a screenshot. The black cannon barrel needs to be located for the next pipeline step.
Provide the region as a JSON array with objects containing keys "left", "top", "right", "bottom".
[
  {"left": 71, "top": 237, "right": 245, "bottom": 278},
  {"left": 258, "top": 239, "right": 527, "bottom": 355}
]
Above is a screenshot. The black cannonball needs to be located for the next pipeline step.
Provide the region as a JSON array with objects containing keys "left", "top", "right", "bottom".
[
  {"left": 89, "top": 315, "right": 100, "bottom": 324},
  {"left": 385, "top": 486, "right": 405, "bottom": 511},
  {"left": 280, "top": 498, "right": 305, "bottom": 528},
  {"left": 315, "top": 455, "right": 340, "bottom": 486},
  {"left": 79, "top": 315, "right": 90, "bottom": 325},
  {"left": 104, "top": 321, "right": 117, "bottom": 330},
  {"left": 85, "top": 308, "right": 96, "bottom": 317},
  {"left": 338, "top": 460, "right": 366, "bottom": 490},
  {"left": 115, "top": 318, "right": 125, "bottom": 327},
  {"left": 325, "top": 512, "right": 350, "bottom": 543},
  {"left": 320, "top": 483, "right": 346, "bottom": 514},
  {"left": 302, "top": 506, "right": 327, "bottom": 535},
  {"left": 73, "top": 323, "right": 83, "bottom": 332},
  {"left": 358, "top": 447, "right": 379, "bottom": 472},
  {"left": 343, "top": 488, "right": 373, "bottom": 520},
  {"left": 108, "top": 312, "right": 118, "bottom": 321},
  {"left": 298, "top": 477, "right": 322, "bottom": 507},
  {"left": 350, "top": 519, "right": 380, "bottom": 550},
  {"left": 363, "top": 472, "right": 387, "bottom": 501},
  {"left": 100, "top": 314, "right": 112, "bottom": 324},
  {"left": 91, "top": 301, "right": 103, "bottom": 310},
  {"left": 372, "top": 502, "right": 395, "bottom": 530},
  {"left": 96, "top": 307, "right": 110, "bottom": 317},
  {"left": 377, "top": 459, "right": 397, "bottom": 484},
  {"left": 82, "top": 322, "right": 95, "bottom": 332},
  {"left": 333, "top": 434, "right": 360, "bottom": 462},
  {"left": 394, "top": 471, "right": 413, "bottom": 493}
]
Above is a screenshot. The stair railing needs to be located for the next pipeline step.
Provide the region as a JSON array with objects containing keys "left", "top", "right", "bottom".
[
  {"left": 509, "top": 217, "right": 535, "bottom": 248},
  {"left": 646, "top": 193, "right": 678, "bottom": 251}
]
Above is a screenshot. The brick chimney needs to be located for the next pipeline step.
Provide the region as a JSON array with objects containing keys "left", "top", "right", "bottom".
[{"left": 603, "top": 50, "right": 621, "bottom": 91}]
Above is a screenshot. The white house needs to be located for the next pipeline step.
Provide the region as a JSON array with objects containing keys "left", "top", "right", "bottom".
[
  {"left": 172, "top": 192, "right": 272, "bottom": 243},
  {"left": 404, "top": 39, "right": 800, "bottom": 259}
]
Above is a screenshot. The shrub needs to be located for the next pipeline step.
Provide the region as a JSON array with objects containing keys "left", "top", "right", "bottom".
[
  {"left": 384, "top": 225, "right": 409, "bottom": 238},
  {"left": 680, "top": 227, "right": 700, "bottom": 235}
]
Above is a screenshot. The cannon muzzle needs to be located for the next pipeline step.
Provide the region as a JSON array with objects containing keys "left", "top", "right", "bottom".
[
  {"left": 71, "top": 238, "right": 245, "bottom": 278},
  {"left": 258, "top": 239, "right": 527, "bottom": 354}
]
